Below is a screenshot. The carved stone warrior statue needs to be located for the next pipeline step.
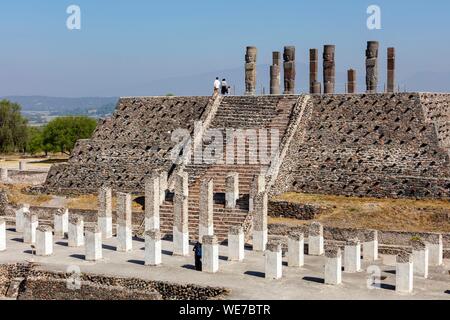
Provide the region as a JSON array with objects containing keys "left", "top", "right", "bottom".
[
  {"left": 245, "top": 46, "right": 257, "bottom": 95},
  {"left": 270, "top": 52, "right": 281, "bottom": 95},
  {"left": 323, "top": 45, "right": 336, "bottom": 94},
  {"left": 366, "top": 41, "right": 379, "bottom": 93},
  {"left": 310, "top": 49, "right": 321, "bottom": 94},
  {"left": 283, "top": 46, "right": 296, "bottom": 94}
]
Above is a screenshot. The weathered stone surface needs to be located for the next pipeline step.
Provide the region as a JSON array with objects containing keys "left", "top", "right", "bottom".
[
  {"left": 268, "top": 200, "right": 326, "bottom": 220},
  {"left": 366, "top": 41, "right": 379, "bottom": 93},
  {"left": 397, "top": 251, "right": 412, "bottom": 263},
  {"left": 347, "top": 69, "right": 356, "bottom": 94},
  {"left": 309, "top": 49, "right": 320, "bottom": 94},
  {"left": 387, "top": 47, "right": 395, "bottom": 93},
  {"left": 283, "top": 46, "right": 296, "bottom": 94},
  {"left": 325, "top": 246, "right": 341, "bottom": 258},
  {"left": 245, "top": 46, "right": 257, "bottom": 96},
  {"left": 323, "top": 45, "right": 335, "bottom": 94},
  {"left": 270, "top": 52, "right": 281, "bottom": 95}
]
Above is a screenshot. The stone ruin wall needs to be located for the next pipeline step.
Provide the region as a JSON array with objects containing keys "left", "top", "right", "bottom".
[
  {"left": 273, "top": 93, "right": 450, "bottom": 199},
  {"left": 40, "top": 93, "right": 450, "bottom": 200},
  {"left": 42, "top": 96, "right": 214, "bottom": 195}
]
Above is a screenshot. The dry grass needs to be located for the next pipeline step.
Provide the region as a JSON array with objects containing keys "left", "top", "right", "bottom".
[
  {"left": 2, "top": 183, "right": 52, "bottom": 206},
  {"left": 272, "top": 193, "right": 450, "bottom": 233}
]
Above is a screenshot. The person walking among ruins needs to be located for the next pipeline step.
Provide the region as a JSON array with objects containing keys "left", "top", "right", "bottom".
[
  {"left": 221, "top": 79, "right": 229, "bottom": 95},
  {"left": 193, "top": 241, "right": 203, "bottom": 271},
  {"left": 213, "top": 77, "right": 221, "bottom": 96}
]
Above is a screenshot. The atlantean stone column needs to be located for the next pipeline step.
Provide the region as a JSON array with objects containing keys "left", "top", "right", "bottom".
[
  {"left": 270, "top": 52, "right": 281, "bottom": 95},
  {"left": 347, "top": 69, "right": 356, "bottom": 94},
  {"left": 85, "top": 226, "right": 102, "bottom": 261},
  {"left": 245, "top": 46, "right": 257, "bottom": 95},
  {"left": 288, "top": 232, "right": 304, "bottom": 267},
  {"left": 387, "top": 47, "right": 395, "bottom": 93},
  {"left": 265, "top": 242, "right": 282, "bottom": 279},
  {"left": 145, "top": 174, "right": 160, "bottom": 231},
  {"left": 308, "top": 222, "right": 324, "bottom": 256},
  {"left": 23, "top": 211, "right": 38, "bottom": 244},
  {"left": 411, "top": 239, "right": 428, "bottom": 279},
  {"left": 325, "top": 246, "right": 342, "bottom": 285},
  {"left": 396, "top": 251, "right": 413, "bottom": 294},
  {"left": 36, "top": 226, "right": 53, "bottom": 256},
  {"left": 98, "top": 186, "right": 113, "bottom": 239},
  {"left": 68, "top": 215, "right": 84, "bottom": 247},
  {"left": 228, "top": 226, "right": 244, "bottom": 262},
  {"left": 145, "top": 229, "right": 162, "bottom": 266},
  {"left": 283, "top": 46, "right": 296, "bottom": 94},
  {"left": 199, "top": 178, "right": 214, "bottom": 242},
  {"left": 225, "top": 172, "right": 239, "bottom": 209},
  {"left": 173, "top": 172, "right": 189, "bottom": 256},
  {"left": 344, "top": 238, "right": 361, "bottom": 273},
  {"left": 116, "top": 192, "right": 132, "bottom": 252},
  {"left": 253, "top": 192, "right": 268, "bottom": 252},
  {"left": 54, "top": 208, "right": 68, "bottom": 239},
  {"left": 310, "top": 49, "right": 321, "bottom": 94},
  {"left": 366, "top": 41, "right": 379, "bottom": 93},
  {"left": 0, "top": 218, "right": 6, "bottom": 251},
  {"left": 202, "top": 235, "right": 219, "bottom": 273},
  {"left": 323, "top": 45, "right": 336, "bottom": 94},
  {"left": 363, "top": 229, "right": 378, "bottom": 261}
]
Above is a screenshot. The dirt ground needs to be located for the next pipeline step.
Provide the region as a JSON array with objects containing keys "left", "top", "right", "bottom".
[{"left": 271, "top": 193, "right": 450, "bottom": 233}]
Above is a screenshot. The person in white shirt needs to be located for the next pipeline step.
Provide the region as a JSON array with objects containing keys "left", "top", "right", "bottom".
[{"left": 213, "top": 77, "right": 221, "bottom": 95}]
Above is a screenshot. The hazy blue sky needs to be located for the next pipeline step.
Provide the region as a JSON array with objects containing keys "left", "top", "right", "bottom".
[{"left": 0, "top": 0, "right": 449, "bottom": 96}]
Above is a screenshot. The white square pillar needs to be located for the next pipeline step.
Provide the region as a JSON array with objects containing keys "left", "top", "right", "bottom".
[
  {"left": 202, "top": 235, "right": 219, "bottom": 273},
  {"left": 363, "top": 229, "right": 379, "bottom": 261},
  {"left": 426, "top": 234, "right": 443, "bottom": 266},
  {"left": 396, "top": 252, "right": 413, "bottom": 294},
  {"left": 85, "top": 226, "right": 102, "bottom": 261},
  {"left": 288, "top": 232, "right": 304, "bottom": 267},
  {"left": 225, "top": 172, "right": 239, "bottom": 209},
  {"left": 54, "top": 208, "right": 69, "bottom": 239},
  {"left": 173, "top": 172, "right": 189, "bottom": 256},
  {"left": 0, "top": 218, "right": 6, "bottom": 251},
  {"left": 159, "top": 171, "right": 168, "bottom": 205},
  {"left": 199, "top": 178, "right": 214, "bottom": 242},
  {"left": 15, "top": 204, "right": 30, "bottom": 233},
  {"left": 265, "top": 242, "right": 282, "bottom": 279},
  {"left": 411, "top": 239, "right": 429, "bottom": 278},
  {"left": 253, "top": 192, "right": 268, "bottom": 252},
  {"left": 145, "top": 173, "right": 160, "bottom": 231},
  {"left": 36, "top": 226, "right": 53, "bottom": 256},
  {"left": 228, "top": 226, "right": 244, "bottom": 262},
  {"left": 308, "top": 222, "right": 324, "bottom": 256},
  {"left": 68, "top": 215, "right": 84, "bottom": 247},
  {"left": 19, "top": 160, "right": 27, "bottom": 171},
  {"left": 145, "top": 229, "right": 162, "bottom": 266},
  {"left": 1, "top": 168, "right": 8, "bottom": 182},
  {"left": 23, "top": 211, "right": 38, "bottom": 244},
  {"left": 344, "top": 238, "right": 361, "bottom": 273},
  {"left": 325, "top": 247, "right": 342, "bottom": 285},
  {"left": 98, "top": 186, "right": 113, "bottom": 239},
  {"left": 116, "top": 192, "right": 132, "bottom": 252}
]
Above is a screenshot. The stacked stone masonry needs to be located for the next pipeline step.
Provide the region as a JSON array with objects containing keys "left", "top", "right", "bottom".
[{"left": 40, "top": 93, "right": 450, "bottom": 241}]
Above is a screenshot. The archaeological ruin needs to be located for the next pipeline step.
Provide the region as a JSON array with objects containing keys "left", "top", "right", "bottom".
[{"left": 1, "top": 41, "right": 449, "bottom": 300}]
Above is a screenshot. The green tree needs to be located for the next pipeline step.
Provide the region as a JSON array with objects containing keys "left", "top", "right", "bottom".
[
  {"left": 0, "top": 100, "right": 28, "bottom": 153},
  {"left": 26, "top": 126, "right": 44, "bottom": 155},
  {"left": 42, "top": 116, "right": 97, "bottom": 154}
]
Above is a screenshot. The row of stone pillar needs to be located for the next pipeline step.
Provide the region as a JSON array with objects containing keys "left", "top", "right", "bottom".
[
  {"left": 263, "top": 221, "right": 443, "bottom": 294},
  {"left": 245, "top": 42, "right": 396, "bottom": 95}
]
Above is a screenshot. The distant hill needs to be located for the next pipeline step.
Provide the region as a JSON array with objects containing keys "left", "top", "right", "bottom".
[{"left": 1, "top": 96, "right": 119, "bottom": 116}]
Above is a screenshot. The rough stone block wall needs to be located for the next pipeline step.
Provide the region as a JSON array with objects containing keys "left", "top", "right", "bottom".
[
  {"left": 42, "top": 96, "right": 213, "bottom": 194},
  {"left": 273, "top": 93, "right": 450, "bottom": 199}
]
